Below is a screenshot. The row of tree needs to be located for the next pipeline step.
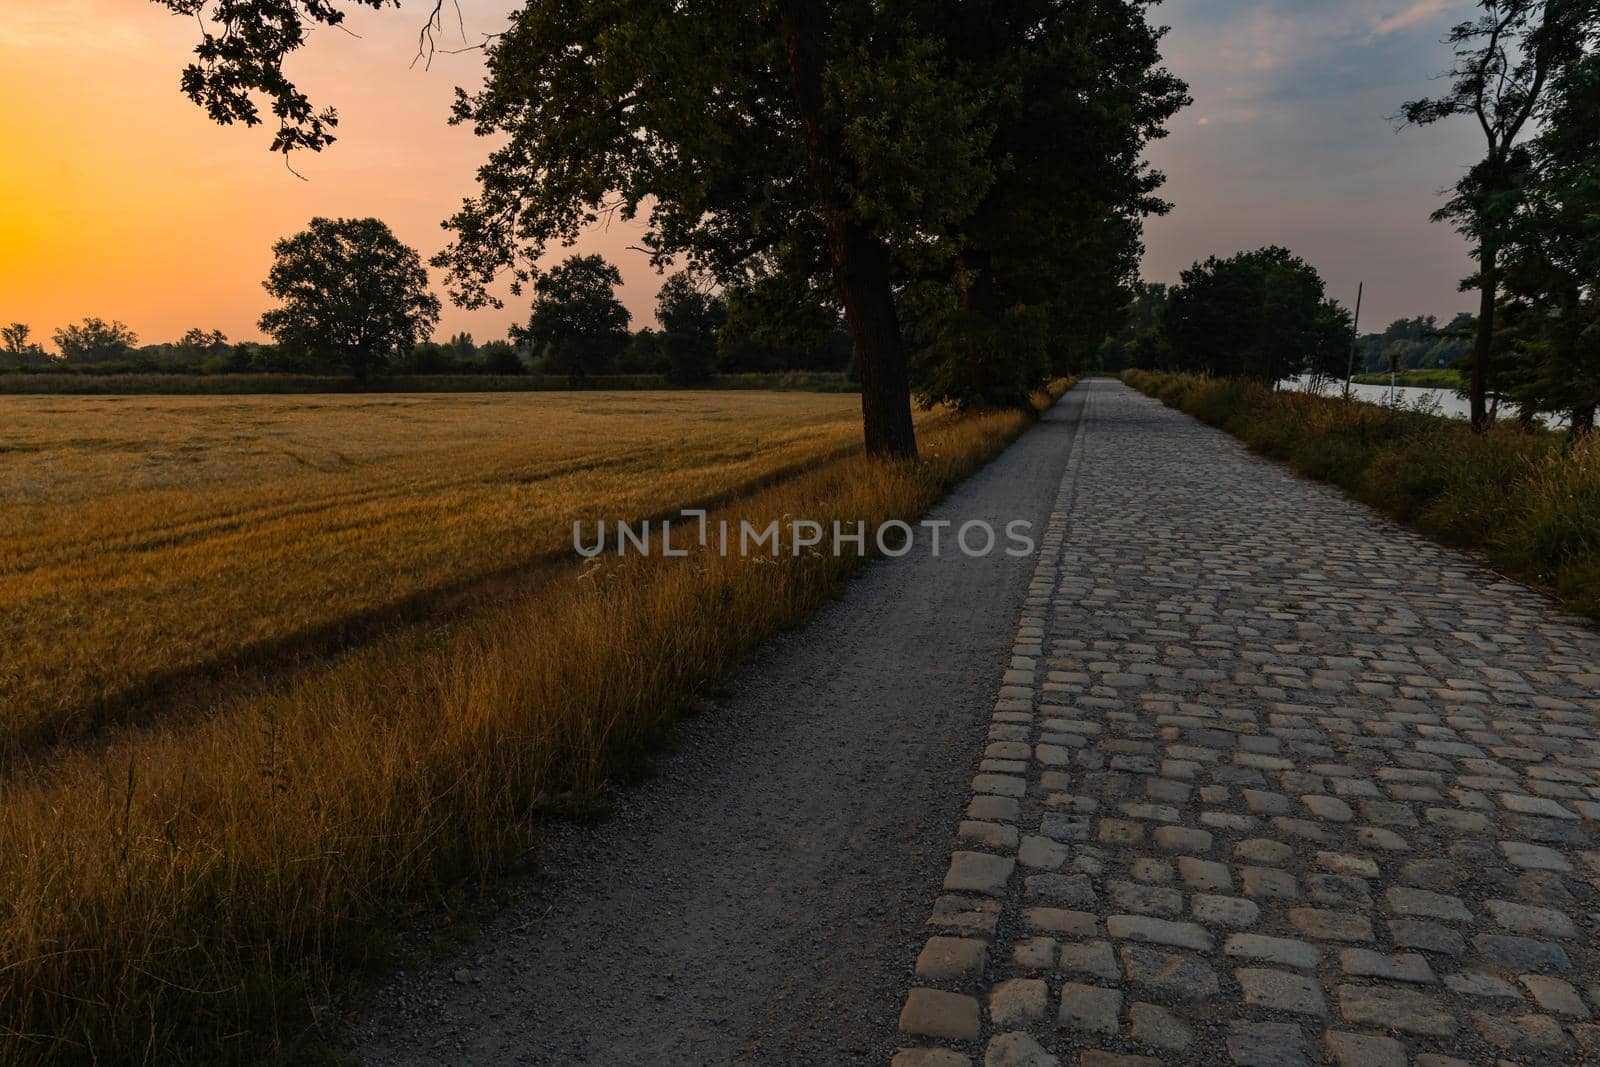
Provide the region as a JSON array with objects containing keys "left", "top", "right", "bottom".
[
  {"left": 1, "top": 225, "right": 853, "bottom": 381},
  {"left": 151, "top": 0, "right": 1191, "bottom": 456}
]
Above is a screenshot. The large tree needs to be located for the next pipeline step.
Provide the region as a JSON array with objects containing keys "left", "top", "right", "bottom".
[
  {"left": 912, "top": 0, "right": 1187, "bottom": 410},
  {"left": 1160, "top": 247, "right": 1335, "bottom": 382},
  {"left": 518, "top": 253, "right": 630, "bottom": 383},
  {"left": 153, "top": 0, "right": 1005, "bottom": 457},
  {"left": 259, "top": 216, "right": 441, "bottom": 379},
  {"left": 1498, "top": 50, "right": 1600, "bottom": 434},
  {"left": 1401, "top": 0, "right": 1600, "bottom": 430}
]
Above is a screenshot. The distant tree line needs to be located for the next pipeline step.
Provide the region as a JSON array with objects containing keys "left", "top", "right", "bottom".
[
  {"left": 0, "top": 220, "right": 855, "bottom": 382},
  {"left": 1098, "top": 281, "right": 1476, "bottom": 384},
  {"left": 1097, "top": 248, "right": 1353, "bottom": 385}
]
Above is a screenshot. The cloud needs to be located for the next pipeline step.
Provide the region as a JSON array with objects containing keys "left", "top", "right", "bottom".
[{"left": 1369, "top": 0, "right": 1452, "bottom": 39}]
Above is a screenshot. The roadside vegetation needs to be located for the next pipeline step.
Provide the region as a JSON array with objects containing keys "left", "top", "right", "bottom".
[
  {"left": 1123, "top": 370, "right": 1600, "bottom": 619},
  {"left": 0, "top": 380, "right": 1070, "bottom": 1065}
]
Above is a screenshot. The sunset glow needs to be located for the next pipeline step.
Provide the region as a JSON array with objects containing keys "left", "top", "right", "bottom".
[{"left": 2, "top": 0, "right": 1484, "bottom": 348}]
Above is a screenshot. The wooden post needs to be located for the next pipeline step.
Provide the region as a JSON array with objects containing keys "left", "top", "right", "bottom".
[{"left": 1343, "top": 281, "right": 1364, "bottom": 401}]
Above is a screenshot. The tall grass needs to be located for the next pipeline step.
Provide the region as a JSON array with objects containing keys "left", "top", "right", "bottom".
[
  {"left": 1122, "top": 370, "right": 1600, "bottom": 618},
  {"left": 0, "top": 382, "right": 1071, "bottom": 1064}
]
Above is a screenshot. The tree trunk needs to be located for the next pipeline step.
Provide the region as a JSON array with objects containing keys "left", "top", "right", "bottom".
[
  {"left": 959, "top": 245, "right": 998, "bottom": 407},
  {"left": 1571, "top": 403, "right": 1596, "bottom": 440},
  {"left": 1469, "top": 243, "right": 1498, "bottom": 433},
  {"left": 777, "top": 0, "right": 917, "bottom": 459}
]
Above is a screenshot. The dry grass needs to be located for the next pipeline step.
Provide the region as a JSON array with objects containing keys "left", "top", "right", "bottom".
[
  {"left": 0, "top": 390, "right": 891, "bottom": 756},
  {"left": 0, "top": 382, "right": 1071, "bottom": 1064}
]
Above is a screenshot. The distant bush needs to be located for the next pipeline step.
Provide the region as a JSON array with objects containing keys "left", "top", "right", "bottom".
[{"left": 1123, "top": 369, "right": 1600, "bottom": 618}]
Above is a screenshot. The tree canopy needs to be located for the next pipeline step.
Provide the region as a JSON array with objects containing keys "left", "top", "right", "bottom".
[
  {"left": 655, "top": 272, "right": 727, "bottom": 386},
  {"left": 1401, "top": 0, "right": 1600, "bottom": 429},
  {"left": 1497, "top": 49, "right": 1600, "bottom": 432},
  {"left": 258, "top": 216, "right": 441, "bottom": 380},
  {"left": 52, "top": 318, "right": 139, "bottom": 362},
  {"left": 1159, "top": 247, "right": 1343, "bottom": 383},
  {"left": 516, "top": 253, "right": 630, "bottom": 383},
  {"left": 153, "top": 0, "right": 1186, "bottom": 453}
]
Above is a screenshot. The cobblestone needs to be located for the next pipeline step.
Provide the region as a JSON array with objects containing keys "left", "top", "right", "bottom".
[{"left": 894, "top": 383, "right": 1600, "bottom": 1066}]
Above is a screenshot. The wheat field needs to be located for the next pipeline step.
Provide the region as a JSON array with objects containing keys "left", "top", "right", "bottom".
[
  {"left": 0, "top": 383, "right": 1069, "bottom": 1063},
  {"left": 0, "top": 390, "right": 889, "bottom": 755}
]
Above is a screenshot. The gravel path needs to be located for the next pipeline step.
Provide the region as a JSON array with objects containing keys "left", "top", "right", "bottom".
[
  {"left": 351, "top": 388, "right": 1088, "bottom": 1065},
  {"left": 896, "top": 380, "right": 1600, "bottom": 1067}
]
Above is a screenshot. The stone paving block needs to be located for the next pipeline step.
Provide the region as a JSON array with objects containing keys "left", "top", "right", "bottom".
[
  {"left": 946, "top": 852, "right": 1016, "bottom": 895},
  {"left": 900, "top": 988, "right": 982, "bottom": 1040},
  {"left": 1127, "top": 1001, "right": 1191, "bottom": 1050},
  {"left": 894, "top": 1049, "right": 972, "bottom": 1067},
  {"left": 1057, "top": 983, "right": 1121, "bottom": 1036},
  {"left": 1337, "top": 948, "right": 1434, "bottom": 984},
  {"left": 1191, "top": 894, "right": 1258, "bottom": 928},
  {"left": 1058, "top": 940, "right": 1119, "bottom": 981},
  {"left": 989, "top": 978, "right": 1049, "bottom": 1026},
  {"left": 1226, "top": 1021, "right": 1308, "bottom": 1067},
  {"left": 916, "top": 937, "right": 989, "bottom": 983},
  {"left": 1287, "top": 908, "right": 1373, "bottom": 943},
  {"left": 1118, "top": 945, "right": 1218, "bottom": 999},
  {"left": 1235, "top": 967, "right": 1326, "bottom": 1015},
  {"left": 1105, "top": 915, "right": 1212, "bottom": 952},
  {"left": 1023, "top": 907, "right": 1096, "bottom": 936},
  {"left": 1336, "top": 984, "right": 1456, "bottom": 1037},
  {"left": 983, "top": 1035, "right": 1059, "bottom": 1067},
  {"left": 1323, "top": 1031, "right": 1405, "bottom": 1067}
]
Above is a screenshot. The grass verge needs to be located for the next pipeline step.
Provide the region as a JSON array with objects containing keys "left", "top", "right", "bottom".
[
  {"left": 1122, "top": 370, "right": 1600, "bottom": 619},
  {"left": 0, "top": 380, "right": 1072, "bottom": 1064}
]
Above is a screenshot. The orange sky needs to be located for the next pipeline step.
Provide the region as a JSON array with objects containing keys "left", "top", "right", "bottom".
[
  {"left": 0, "top": 1, "right": 659, "bottom": 347},
  {"left": 2, "top": 1, "right": 1481, "bottom": 351}
]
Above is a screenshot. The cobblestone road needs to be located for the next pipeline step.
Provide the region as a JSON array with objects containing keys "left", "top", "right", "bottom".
[{"left": 896, "top": 380, "right": 1600, "bottom": 1067}]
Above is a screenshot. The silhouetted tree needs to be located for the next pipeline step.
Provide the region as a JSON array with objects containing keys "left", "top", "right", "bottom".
[
  {"left": 258, "top": 217, "right": 440, "bottom": 380},
  {"left": 1498, "top": 50, "right": 1600, "bottom": 434},
  {"left": 1161, "top": 248, "right": 1337, "bottom": 382},
  {"left": 52, "top": 318, "right": 139, "bottom": 362},
  {"left": 913, "top": 0, "right": 1187, "bottom": 409},
  {"left": 1, "top": 323, "right": 48, "bottom": 365},
  {"left": 517, "top": 254, "right": 630, "bottom": 384},
  {"left": 173, "top": 328, "right": 231, "bottom": 364},
  {"left": 151, "top": 0, "right": 1012, "bottom": 457},
  {"left": 1401, "top": 0, "right": 1600, "bottom": 430},
  {"left": 656, "top": 273, "right": 726, "bottom": 385},
  {"left": 479, "top": 340, "right": 526, "bottom": 375}
]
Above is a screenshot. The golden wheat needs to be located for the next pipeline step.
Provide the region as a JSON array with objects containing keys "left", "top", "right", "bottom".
[{"left": 0, "top": 390, "right": 905, "bottom": 754}]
